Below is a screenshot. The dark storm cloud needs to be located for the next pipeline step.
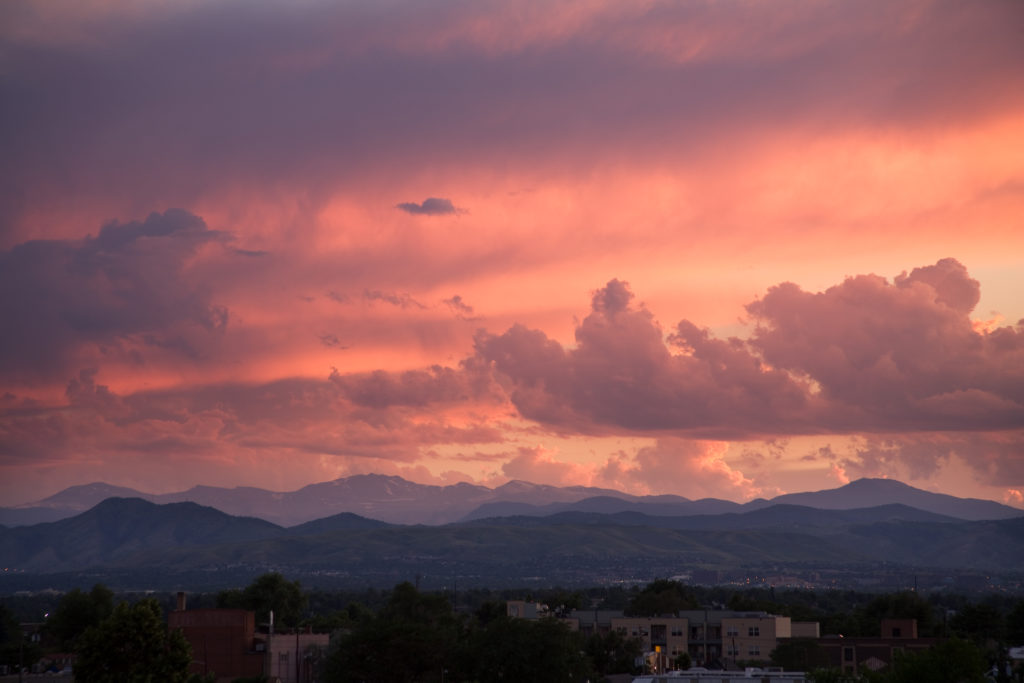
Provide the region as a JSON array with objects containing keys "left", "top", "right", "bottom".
[{"left": 0, "top": 209, "right": 230, "bottom": 381}]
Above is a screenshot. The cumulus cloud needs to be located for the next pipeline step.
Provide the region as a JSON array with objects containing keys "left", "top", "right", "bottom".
[
  {"left": 0, "top": 209, "right": 231, "bottom": 381},
  {"left": 475, "top": 262, "right": 1024, "bottom": 439},
  {"left": 747, "top": 257, "right": 1024, "bottom": 430},
  {"left": 474, "top": 278, "right": 812, "bottom": 436},
  {"left": 395, "top": 197, "right": 462, "bottom": 216}
]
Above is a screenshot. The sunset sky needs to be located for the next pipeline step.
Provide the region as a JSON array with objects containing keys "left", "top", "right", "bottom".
[{"left": 1, "top": 0, "right": 1022, "bottom": 508}]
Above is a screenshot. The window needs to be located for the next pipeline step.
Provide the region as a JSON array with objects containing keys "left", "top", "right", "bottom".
[
  {"left": 844, "top": 646, "right": 854, "bottom": 662},
  {"left": 891, "top": 627, "right": 902, "bottom": 637},
  {"left": 671, "top": 626, "right": 683, "bottom": 636},
  {"left": 726, "top": 626, "right": 739, "bottom": 636},
  {"left": 748, "top": 626, "right": 760, "bottom": 637},
  {"left": 748, "top": 646, "right": 760, "bottom": 656}
]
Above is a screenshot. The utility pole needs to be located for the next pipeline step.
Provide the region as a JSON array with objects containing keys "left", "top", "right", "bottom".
[{"left": 267, "top": 610, "right": 274, "bottom": 681}]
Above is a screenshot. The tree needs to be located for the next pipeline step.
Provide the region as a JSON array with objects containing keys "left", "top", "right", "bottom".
[
  {"left": 627, "top": 579, "right": 698, "bottom": 617},
  {"left": 218, "top": 572, "right": 308, "bottom": 628},
  {"left": 45, "top": 584, "right": 114, "bottom": 651},
  {"left": 323, "top": 582, "right": 464, "bottom": 683},
  {"left": 73, "top": 599, "right": 193, "bottom": 683},
  {"left": 858, "top": 592, "right": 936, "bottom": 637},
  {"left": 586, "top": 627, "right": 643, "bottom": 677},
  {"left": 1008, "top": 600, "right": 1024, "bottom": 644},
  {"left": 0, "top": 604, "right": 41, "bottom": 673},
  {"left": 467, "top": 616, "right": 595, "bottom": 683},
  {"left": 950, "top": 602, "right": 1004, "bottom": 645},
  {"left": 884, "top": 638, "right": 986, "bottom": 683}
]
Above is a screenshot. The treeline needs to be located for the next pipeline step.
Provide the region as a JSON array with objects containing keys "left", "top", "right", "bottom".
[{"left": 4, "top": 576, "right": 1024, "bottom": 681}]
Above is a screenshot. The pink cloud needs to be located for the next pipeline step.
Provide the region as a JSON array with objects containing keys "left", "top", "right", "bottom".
[
  {"left": 1, "top": 0, "right": 1022, "bottom": 505},
  {"left": 597, "top": 438, "right": 760, "bottom": 499},
  {"left": 498, "top": 446, "right": 595, "bottom": 488},
  {"left": 747, "top": 258, "right": 1024, "bottom": 431},
  {"left": 477, "top": 264, "right": 1024, "bottom": 439}
]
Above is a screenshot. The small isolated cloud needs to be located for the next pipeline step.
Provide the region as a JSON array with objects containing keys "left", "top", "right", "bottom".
[
  {"left": 395, "top": 197, "right": 462, "bottom": 216},
  {"left": 319, "top": 333, "right": 347, "bottom": 349},
  {"left": 363, "top": 289, "right": 425, "bottom": 309},
  {"left": 444, "top": 294, "right": 478, "bottom": 320},
  {"left": 326, "top": 291, "right": 349, "bottom": 304}
]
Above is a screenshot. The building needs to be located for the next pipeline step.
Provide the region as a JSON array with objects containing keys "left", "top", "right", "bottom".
[
  {"left": 168, "top": 592, "right": 329, "bottom": 683},
  {"left": 612, "top": 616, "right": 689, "bottom": 671},
  {"left": 167, "top": 602, "right": 265, "bottom": 681},
  {"left": 265, "top": 630, "right": 331, "bottom": 683},
  {"left": 513, "top": 602, "right": 819, "bottom": 671},
  {"left": 818, "top": 619, "right": 938, "bottom": 675}
]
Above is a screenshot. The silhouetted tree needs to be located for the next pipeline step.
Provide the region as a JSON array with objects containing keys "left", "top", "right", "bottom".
[
  {"left": 218, "top": 572, "right": 307, "bottom": 628},
  {"left": 586, "top": 627, "right": 643, "bottom": 676},
  {"left": 74, "top": 599, "right": 192, "bottom": 683},
  {"left": 0, "top": 604, "right": 41, "bottom": 673},
  {"left": 627, "top": 579, "right": 698, "bottom": 616},
  {"left": 323, "top": 582, "right": 463, "bottom": 683},
  {"left": 45, "top": 584, "right": 114, "bottom": 651},
  {"left": 950, "top": 602, "right": 1004, "bottom": 645},
  {"left": 473, "top": 599, "right": 508, "bottom": 627},
  {"left": 885, "top": 638, "right": 986, "bottom": 683},
  {"left": 1007, "top": 600, "right": 1024, "bottom": 643},
  {"left": 466, "top": 615, "right": 595, "bottom": 682},
  {"left": 859, "top": 591, "right": 936, "bottom": 637}
]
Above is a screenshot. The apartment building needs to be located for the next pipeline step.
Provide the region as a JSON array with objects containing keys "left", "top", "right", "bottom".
[
  {"left": 512, "top": 602, "right": 816, "bottom": 669},
  {"left": 679, "top": 610, "right": 798, "bottom": 666},
  {"left": 612, "top": 616, "right": 689, "bottom": 662}
]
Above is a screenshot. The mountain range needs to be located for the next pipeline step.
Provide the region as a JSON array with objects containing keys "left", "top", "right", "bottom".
[
  {"left": 1, "top": 492, "right": 1023, "bottom": 592},
  {"left": 2, "top": 475, "right": 1020, "bottom": 528}
]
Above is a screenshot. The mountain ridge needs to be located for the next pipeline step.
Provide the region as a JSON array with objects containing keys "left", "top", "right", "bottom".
[
  {"left": 2, "top": 475, "right": 1020, "bottom": 528},
  {"left": 2, "top": 497, "right": 1023, "bottom": 589}
]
